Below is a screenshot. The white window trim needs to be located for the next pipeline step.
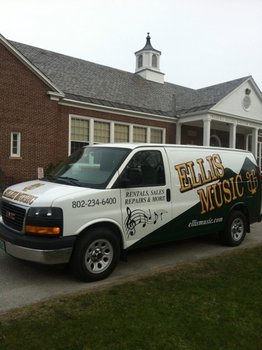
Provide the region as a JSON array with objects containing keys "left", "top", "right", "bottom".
[
  {"left": 114, "top": 123, "right": 130, "bottom": 143},
  {"left": 10, "top": 132, "right": 21, "bottom": 158},
  {"left": 69, "top": 114, "right": 166, "bottom": 154},
  {"left": 133, "top": 125, "right": 147, "bottom": 143},
  {"left": 110, "top": 121, "right": 114, "bottom": 143},
  {"left": 69, "top": 116, "right": 91, "bottom": 154},
  {"left": 147, "top": 127, "right": 151, "bottom": 143},
  {"left": 151, "top": 127, "right": 166, "bottom": 144}
]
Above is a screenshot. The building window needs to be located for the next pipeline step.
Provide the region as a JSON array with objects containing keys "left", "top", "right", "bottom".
[
  {"left": 150, "top": 128, "right": 163, "bottom": 143},
  {"left": 69, "top": 115, "right": 165, "bottom": 154},
  {"left": 71, "top": 117, "right": 89, "bottom": 153},
  {"left": 94, "top": 121, "right": 110, "bottom": 143},
  {"left": 138, "top": 54, "right": 143, "bottom": 68},
  {"left": 115, "top": 124, "right": 129, "bottom": 142},
  {"left": 10, "top": 132, "right": 21, "bottom": 157},
  {"left": 152, "top": 54, "right": 157, "bottom": 68},
  {"left": 133, "top": 126, "right": 147, "bottom": 143}
]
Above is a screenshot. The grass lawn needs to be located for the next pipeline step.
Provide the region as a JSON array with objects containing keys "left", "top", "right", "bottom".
[{"left": 0, "top": 246, "right": 262, "bottom": 350}]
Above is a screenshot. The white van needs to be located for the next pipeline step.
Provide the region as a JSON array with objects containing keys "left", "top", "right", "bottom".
[{"left": 0, "top": 144, "right": 261, "bottom": 281}]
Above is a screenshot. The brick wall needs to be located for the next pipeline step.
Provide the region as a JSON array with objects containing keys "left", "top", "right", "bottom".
[
  {"left": 0, "top": 43, "right": 65, "bottom": 183},
  {"left": 0, "top": 42, "right": 177, "bottom": 184}
]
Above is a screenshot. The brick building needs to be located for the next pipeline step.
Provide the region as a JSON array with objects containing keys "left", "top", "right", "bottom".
[{"left": 1, "top": 33, "right": 262, "bottom": 186}]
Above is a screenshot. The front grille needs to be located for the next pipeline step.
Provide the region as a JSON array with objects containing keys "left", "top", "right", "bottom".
[{"left": 1, "top": 200, "right": 26, "bottom": 231}]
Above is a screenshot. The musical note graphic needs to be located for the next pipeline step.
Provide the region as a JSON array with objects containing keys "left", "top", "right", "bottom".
[{"left": 125, "top": 207, "right": 167, "bottom": 237}]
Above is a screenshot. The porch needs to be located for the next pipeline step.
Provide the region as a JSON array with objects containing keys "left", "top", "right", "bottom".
[{"left": 176, "top": 113, "right": 262, "bottom": 169}]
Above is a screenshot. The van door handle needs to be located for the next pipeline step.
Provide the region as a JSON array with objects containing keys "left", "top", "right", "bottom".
[{"left": 166, "top": 189, "right": 171, "bottom": 202}]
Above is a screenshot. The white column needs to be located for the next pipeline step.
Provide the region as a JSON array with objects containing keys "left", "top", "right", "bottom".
[
  {"left": 251, "top": 128, "right": 258, "bottom": 157},
  {"left": 176, "top": 123, "right": 181, "bottom": 144},
  {"left": 203, "top": 117, "right": 211, "bottom": 146},
  {"left": 229, "top": 122, "right": 237, "bottom": 148},
  {"left": 245, "top": 134, "right": 250, "bottom": 151}
]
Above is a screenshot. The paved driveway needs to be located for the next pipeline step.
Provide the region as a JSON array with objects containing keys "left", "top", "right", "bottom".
[{"left": 0, "top": 222, "right": 261, "bottom": 313}]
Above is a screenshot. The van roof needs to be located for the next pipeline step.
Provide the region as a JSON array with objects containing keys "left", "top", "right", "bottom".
[{"left": 85, "top": 143, "right": 252, "bottom": 154}]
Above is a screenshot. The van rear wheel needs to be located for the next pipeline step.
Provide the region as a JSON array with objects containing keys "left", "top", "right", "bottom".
[
  {"left": 71, "top": 227, "right": 120, "bottom": 282},
  {"left": 219, "top": 210, "right": 247, "bottom": 247}
]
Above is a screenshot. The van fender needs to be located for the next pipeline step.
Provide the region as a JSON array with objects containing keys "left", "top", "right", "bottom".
[
  {"left": 74, "top": 218, "right": 125, "bottom": 248},
  {"left": 226, "top": 202, "right": 250, "bottom": 233}
]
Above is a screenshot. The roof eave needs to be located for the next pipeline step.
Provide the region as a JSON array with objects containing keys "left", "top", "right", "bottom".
[
  {"left": 177, "top": 109, "right": 211, "bottom": 118},
  {"left": 60, "top": 97, "right": 178, "bottom": 122}
]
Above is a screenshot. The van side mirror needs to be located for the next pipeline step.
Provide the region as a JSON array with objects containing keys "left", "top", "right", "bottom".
[{"left": 121, "top": 167, "right": 143, "bottom": 187}]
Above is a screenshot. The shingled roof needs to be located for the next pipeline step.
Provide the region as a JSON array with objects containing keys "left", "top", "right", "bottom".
[{"left": 10, "top": 40, "right": 250, "bottom": 117}]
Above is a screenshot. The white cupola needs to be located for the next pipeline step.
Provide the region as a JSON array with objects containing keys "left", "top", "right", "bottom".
[{"left": 135, "top": 33, "right": 165, "bottom": 84}]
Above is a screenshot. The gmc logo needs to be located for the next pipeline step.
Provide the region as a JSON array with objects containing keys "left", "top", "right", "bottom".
[{"left": 5, "top": 211, "right": 16, "bottom": 220}]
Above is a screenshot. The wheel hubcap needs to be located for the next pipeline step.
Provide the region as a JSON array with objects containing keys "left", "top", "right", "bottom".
[
  {"left": 231, "top": 218, "right": 244, "bottom": 241},
  {"left": 85, "top": 239, "right": 113, "bottom": 274}
]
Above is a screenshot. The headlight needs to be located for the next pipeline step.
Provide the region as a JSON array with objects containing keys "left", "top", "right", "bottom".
[{"left": 25, "top": 207, "right": 63, "bottom": 236}]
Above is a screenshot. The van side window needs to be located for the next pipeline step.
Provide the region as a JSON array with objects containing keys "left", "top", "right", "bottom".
[{"left": 125, "top": 150, "right": 165, "bottom": 187}]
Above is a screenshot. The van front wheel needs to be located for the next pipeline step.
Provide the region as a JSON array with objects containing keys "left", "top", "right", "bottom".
[
  {"left": 71, "top": 227, "right": 120, "bottom": 282},
  {"left": 219, "top": 210, "right": 247, "bottom": 247}
]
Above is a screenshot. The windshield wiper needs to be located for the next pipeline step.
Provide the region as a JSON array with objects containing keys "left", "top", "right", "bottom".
[
  {"left": 43, "top": 175, "right": 82, "bottom": 186},
  {"left": 56, "top": 176, "right": 82, "bottom": 186},
  {"left": 43, "top": 175, "right": 56, "bottom": 182}
]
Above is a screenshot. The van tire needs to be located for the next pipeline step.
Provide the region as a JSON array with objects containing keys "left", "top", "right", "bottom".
[
  {"left": 71, "top": 227, "right": 120, "bottom": 282},
  {"left": 219, "top": 210, "right": 247, "bottom": 247}
]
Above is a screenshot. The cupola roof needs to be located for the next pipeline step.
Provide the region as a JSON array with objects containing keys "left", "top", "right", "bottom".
[{"left": 135, "top": 33, "right": 161, "bottom": 55}]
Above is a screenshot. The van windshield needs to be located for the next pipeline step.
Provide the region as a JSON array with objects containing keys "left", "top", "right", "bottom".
[{"left": 45, "top": 147, "right": 131, "bottom": 189}]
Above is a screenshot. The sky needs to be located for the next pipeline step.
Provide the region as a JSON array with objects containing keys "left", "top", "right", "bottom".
[{"left": 1, "top": 0, "right": 262, "bottom": 90}]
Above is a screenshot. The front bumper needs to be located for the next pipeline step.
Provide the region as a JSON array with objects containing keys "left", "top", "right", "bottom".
[{"left": 0, "top": 220, "right": 76, "bottom": 264}]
